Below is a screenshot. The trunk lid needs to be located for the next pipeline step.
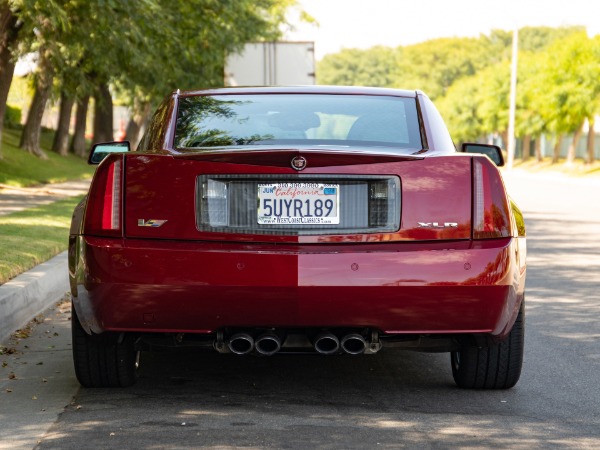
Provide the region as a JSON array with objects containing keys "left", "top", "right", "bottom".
[{"left": 123, "top": 150, "right": 473, "bottom": 243}]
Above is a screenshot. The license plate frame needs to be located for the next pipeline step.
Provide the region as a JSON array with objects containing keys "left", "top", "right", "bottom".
[{"left": 257, "top": 183, "right": 340, "bottom": 225}]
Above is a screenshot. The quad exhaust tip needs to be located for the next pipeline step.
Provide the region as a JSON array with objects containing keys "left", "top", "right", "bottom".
[
  {"left": 341, "top": 333, "right": 367, "bottom": 355},
  {"left": 254, "top": 332, "right": 282, "bottom": 356},
  {"left": 314, "top": 333, "right": 340, "bottom": 355},
  {"left": 227, "top": 333, "right": 254, "bottom": 355}
]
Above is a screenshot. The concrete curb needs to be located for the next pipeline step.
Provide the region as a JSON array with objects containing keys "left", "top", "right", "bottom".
[{"left": 0, "top": 251, "right": 69, "bottom": 345}]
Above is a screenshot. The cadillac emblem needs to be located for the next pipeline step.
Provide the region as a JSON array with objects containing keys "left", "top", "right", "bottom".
[{"left": 291, "top": 156, "right": 307, "bottom": 171}]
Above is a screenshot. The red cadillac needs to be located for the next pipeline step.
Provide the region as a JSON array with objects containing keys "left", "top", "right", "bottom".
[{"left": 69, "top": 86, "right": 526, "bottom": 389}]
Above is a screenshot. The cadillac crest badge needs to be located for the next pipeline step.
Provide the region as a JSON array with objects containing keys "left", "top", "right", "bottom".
[{"left": 291, "top": 156, "right": 307, "bottom": 171}]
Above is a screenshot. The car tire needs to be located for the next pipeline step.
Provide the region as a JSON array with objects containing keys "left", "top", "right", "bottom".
[
  {"left": 71, "top": 304, "right": 138, "bottom": 387},
  {"left": 451, "top": 302, "right": 524, "bottom": 389}
]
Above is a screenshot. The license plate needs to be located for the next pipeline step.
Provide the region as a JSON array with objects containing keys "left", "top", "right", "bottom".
[{"left": 257, "top": 183, "right": 340, "bottom": 225}]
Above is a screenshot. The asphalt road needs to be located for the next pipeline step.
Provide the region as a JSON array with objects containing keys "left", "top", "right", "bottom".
[{"left": 2, "top": 170, "right": 600, "bottom": 449}]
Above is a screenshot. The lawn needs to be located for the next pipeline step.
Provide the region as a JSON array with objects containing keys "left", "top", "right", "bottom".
[
  {"left": 0, "top": 196, "right": 83, "bottom": 284},
  {"left": 0, "top": 127, "right": 94, "bottom": 187},
  {"left": 0, "top": 126, "right": 94, "bottom": 283}
]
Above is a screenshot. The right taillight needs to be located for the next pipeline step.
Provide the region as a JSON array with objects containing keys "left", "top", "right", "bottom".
[
  {"left": 84, "top": 154, "right": 123, "bottom": 237},
  {"left": 472, "top": 157, "right": 511, "bottom": 239}
]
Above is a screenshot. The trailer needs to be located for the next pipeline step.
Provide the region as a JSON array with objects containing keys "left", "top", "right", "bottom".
[{"left": 225, "top": 41, "right": 315, "bottom": 86}]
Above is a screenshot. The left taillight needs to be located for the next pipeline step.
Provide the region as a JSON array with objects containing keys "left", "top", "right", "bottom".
[
  {"left": 84, "top": 154, "right": 123, "bottom": 237},
  {"left": 472, "top": 156, "right": 511, "bottom": 239}
]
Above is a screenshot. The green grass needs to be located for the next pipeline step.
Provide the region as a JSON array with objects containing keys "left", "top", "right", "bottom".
[
  {"left": 0, "top": 127, "right": 94, "bottom": 187},
  {"left": 0, "top": 196, "right": 83, "bottom": 284}
]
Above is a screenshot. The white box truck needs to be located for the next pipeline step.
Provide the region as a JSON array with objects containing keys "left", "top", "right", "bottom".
[{"left": 225, "top": 41, "right": 315, "bottom": 86}]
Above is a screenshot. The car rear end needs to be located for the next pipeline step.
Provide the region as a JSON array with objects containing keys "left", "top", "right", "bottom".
[{"left": 70, "top": 87, "right": 526, "bottom": 388}]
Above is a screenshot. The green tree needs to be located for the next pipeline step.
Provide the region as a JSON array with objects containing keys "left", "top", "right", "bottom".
[
  {"left": 437, "top": 75, "right": 483, "bottom": 144},
  {"left": 395, "top": 37, "right": 493, "bottom": 99},
  {"left": 0, "top": 0, "right": 22, "bottom": 158},
  {"left": 118, "top": 0, "right": 300, "bottom": 145},
  {"left": 533, "top": 32, "right": 600, "bottom": 163},
  {"left": 317, "top": 46, "right": 399, "bottom": 87},
  {"left": 2, "top": 0, "right": 301, "bottom": 158},
  {"left": 514, "top": 51, "right": 547, "bottom": 161},
  {"left": 436, "top": 26, "right": 594, "bottom": 159}
]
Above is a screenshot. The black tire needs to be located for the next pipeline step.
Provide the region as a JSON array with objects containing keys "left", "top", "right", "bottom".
[
  {"left": 451, "top": 302, "right": 524, "bottom": 389},
  {"left": 71, "top": 304, "right": 138, "bottom": 387}
]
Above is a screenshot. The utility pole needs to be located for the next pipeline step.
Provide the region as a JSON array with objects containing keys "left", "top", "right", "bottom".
[{"left": 506, "top": 27, "right": 518, "bottom": 170}]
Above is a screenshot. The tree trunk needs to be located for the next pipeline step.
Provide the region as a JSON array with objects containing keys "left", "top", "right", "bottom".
[
  {"left": 125, "top": 101, "right": 151, "bottom": 147},
  {"left": 522, "top": 135, "right": 531, "bottom": 161},
  {"left": 0, "top": 38, "right": 14, "bottom": 157},
  {"left": 0, "top": 3, "right": 21, "bottom": 157},
  {"left": 534, "top": 136, "right": 542, "bottom": 162},
  {"left": 70, "top": 95, "right": 90, "bottom": 157},
  {"left": 566, "top": 123, "right": 584, "bottom": 165},
  {"left": 93, "top": 82, "right": 113, "bottom": 144},
  {"left": 19, "top": 49, "right": 54, "bottom": 159},
  {"left": 586, "top": 119, "right": 596, "bottom": 164},
  {"left": 500, "top": 130, "right": 508, "bottom": 149},
  {"left": 551, "top": 135, "right": 563, "bottom": 164},
  {"left": 51, "top": 91, "right": 75, "bottom": 156}
]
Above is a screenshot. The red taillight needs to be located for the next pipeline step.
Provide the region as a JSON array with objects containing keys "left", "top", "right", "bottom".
[
  {"left": 472, "top": 157, "right": 511, "bottom": 239},
  {"left": 84, "top": 155, "right": 123, "bottom": 237}
]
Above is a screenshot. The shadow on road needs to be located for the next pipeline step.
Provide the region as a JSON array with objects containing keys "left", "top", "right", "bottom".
[{"left": 34, "top": 195, "right": 600, "bottom": 449}]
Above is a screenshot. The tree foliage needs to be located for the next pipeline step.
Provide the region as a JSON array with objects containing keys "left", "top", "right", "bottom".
[
  {"left": 393, "top": 37, "right": 494, "bottom": 100},
  {"left": 318, "top": 26, "right": 600, "bottom": 163},
  {"left": 318, "top": 46, "right": 399, "bottom": 87},
  {"left": 0, "top": 0, "right": 301, "bottom": 156}
]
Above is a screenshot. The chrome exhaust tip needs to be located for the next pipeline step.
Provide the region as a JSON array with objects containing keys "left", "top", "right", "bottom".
[
  {"left": 254, "top": 332, "right": 281, "bottom": 356},
  {"left": 227, "top": 333, "right": 254, "bottom": 355},
  {"left": 341, "top": 333, "right": 367, "bottom": 355},
  {"left": 314, "top": 333, "right": 340, "bottom": 355}
]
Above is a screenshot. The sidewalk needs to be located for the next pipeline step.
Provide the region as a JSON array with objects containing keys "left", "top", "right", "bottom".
[
  {"left": 0, "top": 179, "right": 90, "bottom": 344},
  {"left": 0, "top": 180, "right": 91, "bottom": 216},
  {"left": 0, "top": 297, "right": 78, "bottom": 450}
]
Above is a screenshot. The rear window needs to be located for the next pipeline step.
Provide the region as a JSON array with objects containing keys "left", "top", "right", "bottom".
[{"left": 174, "top": 94, "right": 422, "bottom": 150}]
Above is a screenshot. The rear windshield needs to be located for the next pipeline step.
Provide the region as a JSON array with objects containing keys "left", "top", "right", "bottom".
[{"left": 174, "top": 94, "right": 422, "bottom": 150}]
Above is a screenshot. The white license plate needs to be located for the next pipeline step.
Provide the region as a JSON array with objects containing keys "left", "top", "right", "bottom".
[{"left": 257, "top": 183, "right": 340, "bottom": 225}]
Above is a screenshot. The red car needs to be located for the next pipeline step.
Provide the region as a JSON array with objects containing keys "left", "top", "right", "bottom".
[{"left": 69, "top": 86, "right": 526, "bottom": 389}]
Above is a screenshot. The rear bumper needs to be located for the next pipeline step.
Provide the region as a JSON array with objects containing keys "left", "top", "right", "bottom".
[{"left": 70, "top": 236, "right": 525, "bottom": 338}]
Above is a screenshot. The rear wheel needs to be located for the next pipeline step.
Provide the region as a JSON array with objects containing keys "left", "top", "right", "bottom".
[
  {"left": 451, "top": 302, "right": 524, "bottom": 389},
  {"left": 71, "top": 304, "right": 138, "bottom": 387}
]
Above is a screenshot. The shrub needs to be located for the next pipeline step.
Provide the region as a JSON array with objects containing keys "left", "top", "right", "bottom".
[{"left": 4, "top": 104, "right": 22, "bottom": 128}]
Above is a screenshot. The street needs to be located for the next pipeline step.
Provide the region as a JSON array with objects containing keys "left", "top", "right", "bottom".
[{"left": 2, "top": 170, "right": 600, "bottom": 449}]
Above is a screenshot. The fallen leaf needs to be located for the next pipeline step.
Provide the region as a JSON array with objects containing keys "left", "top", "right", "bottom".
[
  {"left": 42, "top": 378, "right": 48, "bottom": 383},
  {"left": 53, "top": 333, "right": 59, "bottom": 337},
  {"left": 2, "top": 361, "right": 7, "bottom": 368},
  {"left": 8, "top": 372, "right": 16, "bottom": 380},
  {"left": 14, "top": 327, "right": 32, "bottom": 339},
  {"left": 5, "top": 389, "right": 12, "bottom": 393},
  {"left": 32, "top": 396, "right": 37, "bottom": 400}
]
